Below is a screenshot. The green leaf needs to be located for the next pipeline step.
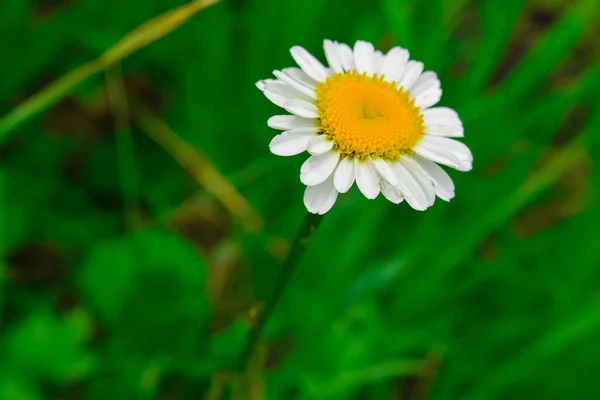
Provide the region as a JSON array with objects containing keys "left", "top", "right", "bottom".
[
  {"left": 0, "top": 309, "right": 95, "bottom": 384},
  {"left": 0, "top": 374, "right": 41, "bottom": 400},
  {"left": 78, "top": 229, "right": 209, "bottom": 328}
]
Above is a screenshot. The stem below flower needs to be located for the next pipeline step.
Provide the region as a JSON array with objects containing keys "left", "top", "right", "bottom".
[{"left": 238, "top": 212, "right": 324, "bottom": 371}]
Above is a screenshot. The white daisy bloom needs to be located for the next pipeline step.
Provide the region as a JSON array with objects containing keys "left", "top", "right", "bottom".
[{"left": 258, "top": 39, "right": 473, "bottom": 215}]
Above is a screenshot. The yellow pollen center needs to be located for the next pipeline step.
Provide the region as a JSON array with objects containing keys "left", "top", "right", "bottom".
[{"left": 316, "top": 71, "right": 425, "bottom": 160}]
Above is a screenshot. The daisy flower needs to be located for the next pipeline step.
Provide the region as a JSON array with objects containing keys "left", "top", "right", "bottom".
[{"left": 257, "top": 40, "right": 472, "bottom": 215}]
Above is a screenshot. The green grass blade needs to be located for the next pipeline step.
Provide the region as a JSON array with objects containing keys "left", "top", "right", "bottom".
[
  {"left": 465, "top": 300, "right": 600, "bottom": 400},
  {"left": 105, "top": 64, "right": 141, "bottom": 230},
  {"left": 428, "top": 95, "right": 600, "bottom": 280},
  {"left": 0, "top": 0, "right": 221, "bottom": 144},
  {"left": 462, "top": 0, "right": 598, "bottom": 118},
  {"left": 380, "top": 0, "right": 415, "bottom": 48},
  {"left": 308, "top": 359, "right": 422, "bottom": 398},
  {"left": 417, "top": 0, "right": 446, "bottom": 70},
  {"left": 461, "top": 0, "right": 526, "bottom": 97},
  {"left": 493, "top": 0, "right": 597, "bottom": 102}
]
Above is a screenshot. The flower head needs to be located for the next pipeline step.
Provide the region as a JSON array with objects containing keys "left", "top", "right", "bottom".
[{"left": 258, "top": 40, "right": 472, "bottom": 214}]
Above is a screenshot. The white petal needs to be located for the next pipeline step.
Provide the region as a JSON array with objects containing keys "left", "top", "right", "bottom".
[
  {"left": 257, "top": 79, "right": 278, "bottom": 105},
  {"left": 300, "top": 151, "right": 340, "bottom": 186},
  {"left": 424, "top": 136, "right": 473, "bottom": 164},
  {"left": 323, "top": 40, "right": 344, "bottom": 74},
  {"left": 422, "top": 107, "right": 459, "bottom": 120},
  {"left": 307, "top": 135, "right": 334, "bottom": 155},
  {"left": 256, "top": 79, "right": 275, "bottom": 92},
  {"left": 374, "top": 50, "right": 385, "bottom": 74},
  {"left": 282, "top": 67, "right": 318, "bottom": 89},
  {"left": 290, "top": 46, "right": 329, "bottom": 82},
  {"left": 423, "top": 107, "right": 464, "bottom": 138},
  {"left": 425, "top": 120, "right": 464, "bottom": 138},
  {"left": 397, "top": 61, "right": 424, "bottom": 91},
  {"left": 413, "top": 143, "right": 462, "bottom": 170},
  {"left": 264, "top": 81, "right": 313, "bottom": 107},
  {"left": 267, "top": 115, "right": 318, "bottom": 131},
  {"left": 337, "top": 42, "right": 355, "bottom": 72},
  {"left": 303, "top": 175, "right": 338, "bottom": 215},
  {"left": 412, "top": 154, "right": 455, "bottom": 201},
  {"left": 400, "top": 156, "right": 436, "bottom": 207},
  {"left": 410, "top": 71, "right": 442, "bottom": 108},
  {"left": 381, "top": 47, "right": 409, "bottom": 84},
  {"left": 353, "top": 40, "right": 376, "bottom": 76},
  {"left": 269, "top": 129, "right": 318, "bottom": 156},
  {"left": 413, "top": 135, "right": 472, "bottom": 171},
  {"left": 273, "top": 70, "right": 317, "bottom": 99},
  {"left": 380, "top": 178, "right": 404, "bottom": 204},
  {"left": 355, "top": 158, "right": 380, "bottom": 199},
  {"left": 262, "top": 91, "right": 285, "bottom": 108},
  {"left": 284, "top": 99, "right": 320, "bottom": 118},
  {"left": 414, "top": 86, "right": 442, "bottom": 109},
  {"left": 334, "top": 156, "right": 355, "bottom": 193},
  {"left": 391, "top": 161, "right": 431, "bottom": 211},
  {"left": 410, "top": 71, "right": 438, "bottom": 94},
  {"left": 372, "top": 158, "right": 398, "bottom": 186}
]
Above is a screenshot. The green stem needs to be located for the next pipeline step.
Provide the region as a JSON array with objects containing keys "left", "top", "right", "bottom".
[
  {"left": 0, "top": 168, "right": 5, "bottom": 329},
  {"left": 105, "top": 64, "right": 140, "bottom": 229},
  {"left": 238, "top": 212, "right": 324, "bottom": 371}
]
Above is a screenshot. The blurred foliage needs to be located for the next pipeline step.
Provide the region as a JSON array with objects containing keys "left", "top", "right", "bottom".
[{"left": 1, "top": 0, "right": 600, "bottom": 399}]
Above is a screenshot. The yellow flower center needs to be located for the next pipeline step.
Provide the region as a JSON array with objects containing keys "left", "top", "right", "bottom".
[{"left": 316, "top": 71, "right": 425, "bottom": 160}]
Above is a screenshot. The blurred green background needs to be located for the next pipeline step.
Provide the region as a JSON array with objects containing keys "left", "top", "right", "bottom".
[{"left": 1, "top": 0, "right": 600, "bottom": 398}]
